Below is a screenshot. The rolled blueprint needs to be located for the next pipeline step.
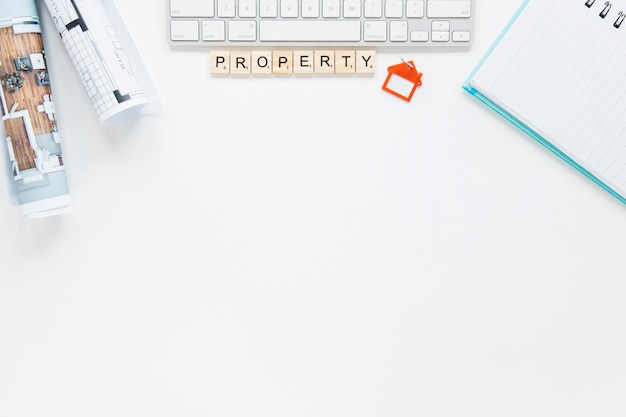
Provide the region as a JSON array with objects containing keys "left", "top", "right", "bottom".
[
  {"left": 41, "top": 0, "right": 150, "bottom": 126},
  {"left": 0, "top": 0, "right": 71, "bottom": 218}
]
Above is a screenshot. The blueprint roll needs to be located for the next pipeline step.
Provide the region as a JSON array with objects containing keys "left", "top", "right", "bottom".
[
  {"left": 41, "top": 0, "right": 150, "bottom": 126},
  {"left": 0, "top": 0, "right": 71, "bottom": 218}
]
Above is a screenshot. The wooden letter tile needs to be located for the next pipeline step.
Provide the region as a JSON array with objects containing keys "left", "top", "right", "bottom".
[
  {"left": 335, "top": 50, "right": 356, "bottom": 74},
  {"left": 252, "top": 51, "right": 272, "bottom": 74},
  {"left": 315, "top": 51, "right": 335, "bottom": 74},
  {"left": 230, "top": 51, "right": 251, "bottom": 74},
  {"left": 356, "top": 50, "right": 376, "bottom": 74},
  {"left": 209, "top": 51, "right": 230, "bottom": 74},
  {"left": 293, "top": 51, "right": 314, "bottom": 74},
  {"left": 272, "top": 51, "right": 293, "bottom": 74}
]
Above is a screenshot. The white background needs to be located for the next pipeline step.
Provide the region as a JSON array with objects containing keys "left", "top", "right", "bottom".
[{"left": 2, "top": 1, "right": 626, "bottom": 416}]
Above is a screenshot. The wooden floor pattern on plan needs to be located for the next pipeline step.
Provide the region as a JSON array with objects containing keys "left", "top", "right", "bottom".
[
  {"left": 5, "top": 117, "right": 35, "bottom": 171},
  {"left": 0, "top": 26, "right": 56, "bottom": 172}
]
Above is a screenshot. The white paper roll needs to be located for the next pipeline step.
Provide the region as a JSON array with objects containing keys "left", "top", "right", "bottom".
[{"left": 42, "top": 0, "right": 150, "bottom": 125}]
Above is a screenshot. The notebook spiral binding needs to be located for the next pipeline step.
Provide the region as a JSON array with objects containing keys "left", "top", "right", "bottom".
[
  {"left": 585, "top": 0, "right": 625, "bottom": 27},
  {"left": 599, "top": 1, "right": 611, "bottom": 18}
]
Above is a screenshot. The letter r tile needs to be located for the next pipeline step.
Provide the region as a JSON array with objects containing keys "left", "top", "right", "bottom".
[
  {"left": 231, "top": 51, "right": 251, "bottom": 74},
  {"left": 315, "top": 50, "right": 335, "bottom": 74}
]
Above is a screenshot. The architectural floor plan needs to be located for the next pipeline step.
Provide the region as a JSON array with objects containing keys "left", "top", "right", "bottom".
[{"left": 0, "top": 0, "right": 70, "bottom": 217}]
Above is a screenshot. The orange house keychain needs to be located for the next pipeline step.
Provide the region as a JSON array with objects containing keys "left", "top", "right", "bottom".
[{"left": 382, "top": 59, "right": 423, "bottom": 102}]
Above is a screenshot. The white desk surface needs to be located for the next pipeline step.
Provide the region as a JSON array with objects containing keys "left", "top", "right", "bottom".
[{"left": 2, "top": 1, "right": 626, "bottom": 416}]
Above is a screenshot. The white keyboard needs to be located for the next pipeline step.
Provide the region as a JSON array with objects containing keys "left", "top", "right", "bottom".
[{"left": 168, "top": 0, "right": 474, "bottom": 48}]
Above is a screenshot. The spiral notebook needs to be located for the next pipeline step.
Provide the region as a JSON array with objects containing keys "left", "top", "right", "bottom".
[{"left": 464, "top": 0, "right": 626, "bottom": 204}]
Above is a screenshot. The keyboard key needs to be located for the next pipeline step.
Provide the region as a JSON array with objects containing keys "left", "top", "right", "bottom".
[
  {"left": 410, "top": 30, "right": 428, "bottom": 41},
  {"left": 364, "top": 21, "right": 387, "bottom": 41},
  {"left": 203, "top": 20, "right": 226, "bottom": 40},
  {"left": 390, "top": 20, "right": 408, "bottom": 41},
  {"left": 385, "top": 0, "right": 403, "bottom": 18},
  {"left": 281, "top": 0, "right": 299, "bottom": 17},
  {"left": 343, "top": 0, "right": 362, "bottom": 18},
  {"left": 259, "top": 0, "right": 278, "bottom": 17},
  {"left": 431, "top": 31, "right": 449, "bottom": 41},
  {"left": 170, "top": 20, "right": 199, "bottom": 40},
  {"left": 364, "top": 0, "right": 383, "bottom": 18},
  {"left": 427, "top": 0, "right": 470, "bottom": 18},
  {"left": 322, "top": 0, "right": 341, "bottom": 17},
  {"left": 228, "top": 21, "right": 257, "bottom": 41},
  {"left": 452, "top": 30, "right": 470, "bottom": 41},
  {"left": 170, "top": 0, "right": 214, "bottom": 17},
  {"left": 260, "top": 21, "right": 361, "bottom": 41},
  {"left": 431, "top": 20, "right": 449, "bottom": 31},
  {"left": 239, "top": 0, "right": 257, "bottom": 17},
  {"left": 217, "top": 0, "right": 236, "bottom": 17},
  {"left": 302, "top": 0, "right": 320, "bottom": 17},
  {"left": 406, "top": 0, "right": 424, "bottom": 18}
]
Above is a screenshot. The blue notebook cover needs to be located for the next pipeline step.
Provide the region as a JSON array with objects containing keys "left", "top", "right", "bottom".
[{"left": 462, "top": 0, "right": 626, "bottom": 205}]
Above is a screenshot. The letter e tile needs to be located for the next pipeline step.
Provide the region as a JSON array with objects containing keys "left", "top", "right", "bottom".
[{"left": 294, "top": 51, "right": 314, "bottom": 74}]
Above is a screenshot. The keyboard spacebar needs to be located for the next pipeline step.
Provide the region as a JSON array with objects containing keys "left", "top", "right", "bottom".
[{"left": 260, "top": 21, "right": 361, "bottom": 42}]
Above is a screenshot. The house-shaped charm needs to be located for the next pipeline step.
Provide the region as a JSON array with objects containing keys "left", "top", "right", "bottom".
[{"left": 382, "top": 60, "right": 422, "bottom": 102}]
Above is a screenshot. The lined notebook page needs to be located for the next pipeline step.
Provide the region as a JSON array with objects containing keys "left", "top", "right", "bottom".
[{"left": 470, "top": 0, "right": 626, "bottom": 197}]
